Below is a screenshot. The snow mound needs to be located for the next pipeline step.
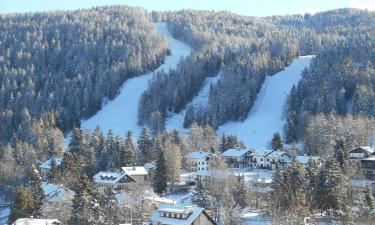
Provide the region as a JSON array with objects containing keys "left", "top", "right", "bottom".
[
  {"left": 217, "top": 56, "right": 314, "bottom": 148},
  {"left": 75, "top": 23, "right": 192, "bottom": 139}
]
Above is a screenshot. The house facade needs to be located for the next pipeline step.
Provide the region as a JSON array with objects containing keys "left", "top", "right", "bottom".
[
  {"left": 361, "top": 157, "right": 375, "bottom": 180},
  {"left": 93, "top": 171, "right": 135, "bottom": 191},
  {"left": 121, "top": 166, "right": 149, "bottom": 184},
  {"left": 150, "top": 204, "right": 216, "bottom": 225},
  {"left": 221, "top": 148, "right": 253, "bottom": 168},
  {"left": 184, "top": 151, "right": 212, "bottom": 172}
]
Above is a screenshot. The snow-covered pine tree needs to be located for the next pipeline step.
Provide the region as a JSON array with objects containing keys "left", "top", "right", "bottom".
[
  {"left": 153, "top": 139, "right": 167, "bottom": 195},
  {"left": 69, "top": 128, "right": 84, "bottom": 156},
  {"left": 29, "top": 164, "right": 45, "bottom": 218},
  {"left": 271, "top": 132, "right": 283, "bottom": 150},
  {"left": 137, "top": 127, "right": 153, "bottom": 164},
  {"left": 119, "top": 131, "right": 136, "bottom": 167},
  {"left": 47, "top": 158, "right": 59, "bottom": 184}
]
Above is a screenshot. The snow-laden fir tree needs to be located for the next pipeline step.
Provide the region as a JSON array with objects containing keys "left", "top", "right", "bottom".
[
  {"left": 119, "top": 131, "right": 136, "bottom": 167},
  {"left": 271, "top": 132, "right": 283, "bottom": 151},
  {"left": 47, "top": 158, "right": 59, "bottom": 184},
  {"left": 153, "top": 139, "right": 167, "bottom": 194},
  {"left": 29, "top": 164, "right": 45, "bottom": 218},
  {"left": 137, "top": 127, "right": 154, "bottom": 164}
]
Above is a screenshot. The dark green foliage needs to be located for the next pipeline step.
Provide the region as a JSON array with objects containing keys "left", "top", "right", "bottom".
[
  {"left": 271, "top": 132, "right": 283, "bottom": 150},
  {"left": 138, "top": 127, "right": 154, "bottom": 164},
  {"left": 119, "top": 131, "right": 136, "bottom": 167},
  {"left": 153, "top": 140, "right": 168, "bottom": 194},
  {"left": 47, "top": 158, "right": 59, "bottom": 184},
  {"left": 8, "top": 186, "right": 34, "bottom": 224},
  {"left": 29, "top": 165, "right": 45, "bottom": 218}
]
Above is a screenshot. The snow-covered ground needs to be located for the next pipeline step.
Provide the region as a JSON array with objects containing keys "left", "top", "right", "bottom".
[
  {"left": 73, "top": 23, "right": 191, "bottom": 140},
  {"left": 166, "top": 73, "right": 221, "bottom": 131},
  {"left": 217, "top": 56, "right": 314, "bottom": 148}
]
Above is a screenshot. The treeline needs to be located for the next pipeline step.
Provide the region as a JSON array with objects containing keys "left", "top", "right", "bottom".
[
  {"left": 139, "top": 9, "right": 375, "bottom": 130},
  {"left": 284, "top": 31, "right": 375, "bottom": 147},
  {"left": 0, "top": 6, "right": 168, "bottom": 145}
]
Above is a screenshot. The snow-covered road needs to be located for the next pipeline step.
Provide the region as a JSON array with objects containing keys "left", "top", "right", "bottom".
[
  {"left": 78, "top": 23, "right": 192, "bottom": 138},
  {"left": 217, "top": 56, "right": 314, "bottom": 148}
]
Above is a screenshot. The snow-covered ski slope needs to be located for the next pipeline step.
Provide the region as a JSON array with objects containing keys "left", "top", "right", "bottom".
[
  {"left": 79, "top": 23, "right": 192, "bottom": 137},
  {"left": 166, "top": 73, "right": 221, "bottom": 131},
  {"left": 217, "top": 56, "right": 314, "bottom": 149}
]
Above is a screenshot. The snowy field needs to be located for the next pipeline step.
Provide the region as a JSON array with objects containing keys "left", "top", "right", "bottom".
[
  {"left": 166, "top": 72, "right": 221, "bottom": 131},
  {"left": 217, "top": 56, "right": 314, "bottom": 148},
  {"left": 74, "top": 23, "right": 191, "bottom": 139}
]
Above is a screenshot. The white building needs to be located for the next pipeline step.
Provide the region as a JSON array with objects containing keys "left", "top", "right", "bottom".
[
  {"left": 221, "top": 148, "right": 253, "bottom": 168},
  {"left": 12, "top": 218, "right": 61, "bottom": 225},
  {"left": 150, "top": 204, "right": 216, "bottom": 225},
  {"left": 349, "top": 146, "right": 375, "bottom": 160},
  {"left": 39, "top": 157, "right": 62, "bottom": 180},
  {"left": 249, "top": 149, "right": 273, "bottom": 168},
  {"left": 93, "top": 171, "right": 135, "bottom": 191},
  {"left": 264, "top": 150, "right": 292, "bottom": 169},
  {"left": 184, "top": 151, "right": 212, "bottom": 172},
  {"left": 121, "top": 166, "right": 149, "bottom": 184}
]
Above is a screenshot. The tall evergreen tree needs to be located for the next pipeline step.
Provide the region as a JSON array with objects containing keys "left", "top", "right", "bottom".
[
  {"left": 271, "top": 132, "right": 283, "bottom": 151},
  {"left": 119, "top": 131, "right": 136, "bottom": 167},
  {"left": 69, "top": 128, "right": 85, "bottom": 156},
  {"left": 69, "top": 174, "right": 95, "bottom": 225},
  {"left": 137, "top": 127, "right": 153, "bottom": 164},
  {"left": 29, "top": 165, "right": 45, "bottom": 218},
  {"left": 153, "top": 140, "right": 167, "bottom": 194},
  {"left": 47, "top": 158, "right": 59, "bottom": 184}
]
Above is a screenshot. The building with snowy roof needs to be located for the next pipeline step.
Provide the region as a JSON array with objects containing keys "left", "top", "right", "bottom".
[
  {"left": 149, "top": 204, "right": 216, "bottom": 225},
  {"left": 249, "top": 149, "right": 291, "bottom": 169},
  {"left": 93, "top": 171, "right": 135, "bottom": 191},
  {"left": 12, "top": 218, "right": 61, "bottom": 225},
  {"left": 42, "top": 182, "right": 75, "bottom": 202},
  {"left": 121, "top": 166, "right": 149, "bottom": 184},
  {"left": 349, "top": 146, "right": 375, "bottom": 160},
  {"left": 39, "top": 157, "right": 62, "bottom": 180},
  {"left": 184, "top": 151, "right": 213, "bottom": 172},
  {"left": 361, "top": 157, "right": 375, "bottom": 180},
  {"left": 221, "top": 148, "right": 253, "bottom": 168}
]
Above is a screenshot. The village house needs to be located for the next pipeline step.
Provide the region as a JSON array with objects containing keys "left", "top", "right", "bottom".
[
  {"left": 93, "top": 171, "right": 135, "bottom": 191},
  {"left": 42, "top": 182, "right": 75, "bottom": 202},
  {"left": 39, "top": 157, "right": 62, "bottom": 180},
  {"left": 221, "top": 148, "right": 253, "bottom": 168},
  {"left": 12, "top": 218, "right": 61, "bottom": 225},
  {"left": 184, "top": 151, "right": 212, "bottom": 172},
  {"left": 121, "top": 166, "right": 149, "bottom": 184},
  {"left": 149, "top": 204, "right": 216, "bottom": 225},
  {"left": 349, "top": 146, "right": 375, "bottom": 160},
  {"left": 263, "top": 150, "right": 292, "bottom": 169}
]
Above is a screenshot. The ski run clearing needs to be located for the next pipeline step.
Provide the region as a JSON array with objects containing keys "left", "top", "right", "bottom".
[
  {"left": 218, "top": 55, "right": 314, "bottom": 149},
  {"left": 70, "top": 22, "right": 313, "bottom": 150},
  {"left": 78, "top": 22, "right": 192, "bottom": 138}
]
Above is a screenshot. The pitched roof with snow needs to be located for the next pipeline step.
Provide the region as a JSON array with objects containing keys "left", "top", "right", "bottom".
[
  {"left": 42, "top": 182, "right": 75, "bottom": 202},
  {"left": 350, "top": 146, "right": 375, "bottom": 154},
  {"left": 221, "top": 148, "right": 251, "bottom": 157},
  {"left": 150, "top": 204, "right": 216, "bottom": 225},
  {"left": 12, "top": 218, "right": 61, "bottom": 225},
  {"left": 250, "top": 149, "right": 273, "bottom": 157},
  {"left": 185, "top": 151, "right": 210, "bottom": 159},
  {"left": 144, "top": 162, "right": 156, "bottom": 170},
  {"left": 39, "top": 157, "right": 62, "bottom": 169},
  {"left": 265, "top": 150, "right": 291, "bottom": 158},
  {"left": 121, "top": 166, "right": 148, "bottom": 176},
  {"left": 93, "top": 171, "right": 132, "bottom": 184}
]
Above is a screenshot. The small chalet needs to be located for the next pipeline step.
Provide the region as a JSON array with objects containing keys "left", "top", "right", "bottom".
[
  {"left": 221, "top": 148, "right": 253, "bottom": 168},
  {"left": 121, "top": 166, "right": 149, "bottom": 184},
  {"left": 93, "top": 171, "right": 135, "bottom": 191},
  {"left": 247, "top": 149, "right": 273, "bottom": 168},
  {"left": 349, "top": 146, "right": 375, "bottom": 160},
  {"left": 39, "top": 157, "right": 62, "bottom": 180},
  {"left": 150, "top": 204, "right": 216, "bottom": 225},
  {"left": 184, "top": 151, "right": 212, "bottom": 172},
  {"left": 263, "top": 150, "right": 292, "bottom": 169}
]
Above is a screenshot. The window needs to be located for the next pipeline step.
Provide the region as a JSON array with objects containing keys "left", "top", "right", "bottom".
[
  {"left": 267, "top": 159, "right": 269, "bottom": 162},
  {"left": 261, "top": 158, "right": 263, "bottom": 161}
]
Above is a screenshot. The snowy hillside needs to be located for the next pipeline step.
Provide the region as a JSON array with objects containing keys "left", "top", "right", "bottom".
[
  {"left": 217, "top": 56, "right": 314, "bottom": 148},
  {"left": 77, "top": 23, "right": 192, "bottom": 138},
  {"left": 166, "top": 72, "right": 221, "bottom": 131}
]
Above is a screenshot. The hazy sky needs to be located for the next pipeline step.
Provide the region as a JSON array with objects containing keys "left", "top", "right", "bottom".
[{"left": 0, "top": 0, "right": 375, "bottom": 16}]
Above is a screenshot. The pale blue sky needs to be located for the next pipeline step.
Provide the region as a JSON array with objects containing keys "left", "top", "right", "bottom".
[{"left": 0, "top": 0, "right": 374, "bottom": 16}]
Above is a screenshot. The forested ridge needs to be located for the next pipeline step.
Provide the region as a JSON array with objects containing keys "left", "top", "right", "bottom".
[
  {"left": 139, "top": 9, "right": 375, "bottom": 131},
  {"left": 0, "top": 6, "right": 168, "bottom": 145}
]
